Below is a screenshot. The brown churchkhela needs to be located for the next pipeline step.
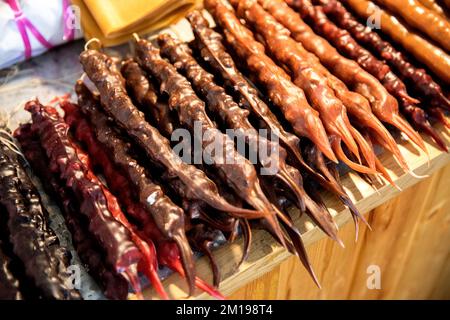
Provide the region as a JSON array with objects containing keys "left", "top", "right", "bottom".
[
  {"left": 133, "top": 37, "right": 322, "bottom": 276},
  {"left": 186, "top": 10, "right": 366, "bottom": 230},
  {"left": 120, "top": 60, "right": 254, "bottom": 278},
  {"left": 318, "top": 0, "right": 448, "bottom": 151},
  {"left": 80, "top": 46, "right": 285, "bottom": 288},
  {"left": 120, "top": 63, "right": 244, "bottom": 241},
  {"left": 62, "top": 99, "right": 222, "bottom": 299},
  {"left": 313, "top": 0, "right": 445, "bottom": 152},
  {"left": 79, "top": 49, "right": 263, "bottom": 220},
  {"left": 343, "top": 0, "right": 450, "bottom": 85},
  {"left": 203, "top": 1, "right": 368, "bottom": 232},
  {"left": 204, "top": 0, "right": 338, "bottom": 165},
  {"left": 227, "top": 0, "right": 389, "bottom": 184},
  {"left": 374, "top": 0, "right": 450, "bottom": 52},
  {"left": 204, "top": 0, "right": 381, "bottom": 226},
  {"left": 230, "top": 0, "right": 379, "bottom": 176},
  {"left": 288, "top": 0, "right": 428, "bottom": 156},
  {"left": 157, "top": 33, "right": 340, "bottom": 243},
  {"left": 133, "top": 38, "right": 284, "bottom": 223},
  {"left": 258, "top": 0, "right": 411, "bottom": 173},
  {"left": 187, "top": 224, "right": 223, "bottom": 287},
  {"left": 121, "top": 60, "right": 175, "bottom": 137},
  {"left": 181, "top": 142, "right": 252, "bottom": 286}
]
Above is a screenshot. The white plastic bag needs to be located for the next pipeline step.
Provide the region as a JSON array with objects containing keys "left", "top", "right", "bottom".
[{"left": 0, "top": 0, "right": 82, "bottom": 69}]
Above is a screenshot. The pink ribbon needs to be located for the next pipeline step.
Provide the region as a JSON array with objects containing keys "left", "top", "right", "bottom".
[
  {"left": 63, "top": 0, "right": 75, "bottom": 41},
  {"left": 5, "top": 0, "right": 75, "bottom": 60}
]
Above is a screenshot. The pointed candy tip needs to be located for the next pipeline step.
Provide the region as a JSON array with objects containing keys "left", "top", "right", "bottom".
[
  {"left": 336, "top": 237, "right": 345, "bottom": 248},
  {"left": 334, "top": 142, "right": 378, "bottom": 175},
  {"left": 359, "top": 212, "right": 372, "bottom": 232},
  {"left": 354, "top": 225, "right": 359, "bottom": 243},
  {"left": 393, "top": 182, "right": 402, "bottom": 192},
  {"left": 310, "top": 268, "right": 322, "bottom": 289}
]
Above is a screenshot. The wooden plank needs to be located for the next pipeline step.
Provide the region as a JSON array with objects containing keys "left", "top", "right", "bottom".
[
  {"left": 228, "top": 164, "right": 450, "bottom": 299},
  {"left": 382, "top": 166, "right": 450, "bottom": 299},
  {"left": 142, "top": 125, "right": 450, "bottom": 299}
]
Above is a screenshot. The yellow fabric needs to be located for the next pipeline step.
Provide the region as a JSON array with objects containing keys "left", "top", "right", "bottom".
[{"left": 72, "top": 0, "right": 200, "bottom": 46}]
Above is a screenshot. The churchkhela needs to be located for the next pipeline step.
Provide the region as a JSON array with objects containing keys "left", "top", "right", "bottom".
[
  {"left": 134, "top": 36, "right": 325, "bottom": 283},
  {"left": 319, "top": 0, "right": 449, "bottom": 112},
  {"left": 120, "top": 61, "right": 252, "bottom": 286},
  {"left": 343, "top": 0, "right": 450, "bottom": 85},
  {"left": 121, "top": 60, "right": 175, "bottom": 137},
  {"left": 373, "top": 0, "right": 450, "bottom": 52},
  {"left": 257, "top": 0, "right": 412, "bottom": 173},
  {"left": 120, "top": 63, "right": 244, "bottom": 239},
  {"left": 79, "top": 48, "right": 263, "bottom": 220},
  {"left": 314, "top": 0, "right": 447, "bottom": 151},
  {"left": 15, "top": 125, "right": 130, "bottom": 299},
  {"left": 67, "top": 83, "right": 221, "bottom": 298},
  {"left": 25, "top": 102, "right": 162, "bottom": 298},
  {"left": 230, "top": 0, "right": 382, "bottom": 176},
  {"left": 205, "top": 0, "right": 340, "bottom": 167},
  {"left": 186, "top": 10, "right": 367, "bottom": 230},
  {"left": 157, "top": 33, "right": 339, "bottom": 243},
  {"left": 289, "top": 0, "right": 427, "bottom": 155}
]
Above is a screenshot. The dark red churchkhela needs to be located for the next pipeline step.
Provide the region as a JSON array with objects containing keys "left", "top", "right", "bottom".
[
  {"left": 24, "top": 101, "right": 147, "bottom": 297},
  {"left": 0, "top": 128, "right": 81, "bottom": 300},
  {"left": 61, "top": 100, "right": 169, "bottom": 299},
  {"left": 62, "top": 140, "right": 166, "bottom": 299},
  {"left": 15, "top": 124, "right": 130, "bottom": 300}
]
